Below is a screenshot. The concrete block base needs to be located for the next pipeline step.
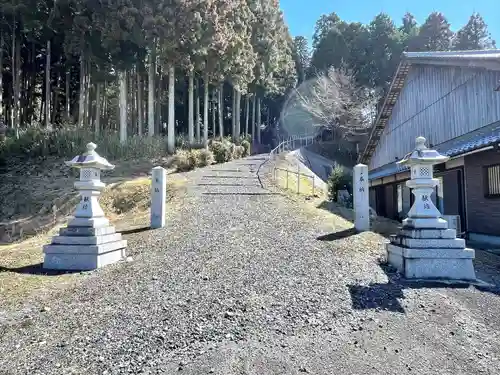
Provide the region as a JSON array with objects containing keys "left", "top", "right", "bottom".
[
  {"left": 386, "top": 243, "right": 476, "bottom": 281},
  {"left": 43, "top": 246, "right": 125, "bottom": 271},
  {"left": 43, "top": 224, "right": 126, "bottom": 271},
  {"left": 402, "top": 217, "right": 449, "bottom": 229}
]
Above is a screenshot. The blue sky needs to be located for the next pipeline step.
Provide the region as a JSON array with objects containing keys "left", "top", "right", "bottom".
[{"left": 280, "top": 0, "right": 500, "bottom": 46}]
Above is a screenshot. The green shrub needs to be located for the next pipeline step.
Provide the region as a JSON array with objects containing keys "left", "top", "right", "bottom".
[
  {"left": 327, "top": 165, "right": 352, "bottom": 202},
  {"left": 173, "top": 150, "right": 197, "bottom": 172},
  {"left": 232, "top": 145, "right": 245, "bottom": 159},
  {"left": 209, "top": 141, "right": 229, "bottom": 163},
  {"left": 241, "top": 139, "right": 251, "bottom": 156},
  {"left": 209, "top": 139, "right": 242, "bottom": 164},
  {"left": 239, "top": 134, "right": 251, "bottom": 144},
  {"left": 196, "top": 148, "right": 215, "bottom": 167}
]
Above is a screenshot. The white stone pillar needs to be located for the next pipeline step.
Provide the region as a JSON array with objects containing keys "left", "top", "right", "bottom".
[
  {"left": 151, "top": 166, "right": 167, "bottom": 229},
  {"left": 353, "top": 163, "right": 370, "bottom": 232}
]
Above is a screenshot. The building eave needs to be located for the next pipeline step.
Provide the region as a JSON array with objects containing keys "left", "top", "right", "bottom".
[
  {"left": 368, "top": 120, "right": 500, "bottom": 181},
  {"left": 358, "top": 49, "right": 500, "bottom": 166},
  {"left": 358, "top": 61, "right": 410, "bottom": 165}
]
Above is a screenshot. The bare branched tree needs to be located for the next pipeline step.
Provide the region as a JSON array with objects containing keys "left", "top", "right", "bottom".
[{"left": 291, "top": 66, "right": 378, "bottom": 137}]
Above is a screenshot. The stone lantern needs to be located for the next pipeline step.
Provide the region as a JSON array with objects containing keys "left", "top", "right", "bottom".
[
  {"left": 386, "top": 136, "right": 475, "bottom": 281},
  {"left": 43, "top": 142, "right": 127, "bottom": 271}
]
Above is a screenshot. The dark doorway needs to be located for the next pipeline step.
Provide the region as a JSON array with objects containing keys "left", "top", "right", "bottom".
[{"left": 436, "top": 168, "right": 466, "bottom": 232}]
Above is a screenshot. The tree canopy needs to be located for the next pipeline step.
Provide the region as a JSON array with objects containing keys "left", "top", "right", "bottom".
[
  {"left": 0, "top": 0, "right": 298, "bottom": 145},
  {"left": 289, "top": 10, "right": 496, "bottom": 142}
]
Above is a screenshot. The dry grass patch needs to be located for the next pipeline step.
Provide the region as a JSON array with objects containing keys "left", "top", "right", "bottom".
[{"left": 272, "top": 159, "right": 326, "bottom": 198}]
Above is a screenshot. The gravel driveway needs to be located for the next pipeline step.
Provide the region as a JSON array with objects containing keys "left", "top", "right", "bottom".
[{"left": 1, "top": 155, "right": 500, "bottom": 375}]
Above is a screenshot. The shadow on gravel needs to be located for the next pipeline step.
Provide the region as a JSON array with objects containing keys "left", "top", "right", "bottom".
[
  {"left": 119, "top": 226, "right": 152, "bottom": 235},
  {"left": 347, "top": 262, "right": 485, "bottom": 313},
  {"left": 348, "top": 282, "right": 406, "bottom": 313},
  {"left": 196, "top": 183, "right": 257, "bottom": 187},
  {"left": 210, "top": 169, "right": 244, "bottom": 172},
  {"left": 0, "top": 264, "right": 81, "bottom": 276},
  {"left": 202, "top": 192, "right": 280, "bottom": 196},
  {"left": 316, "top": 227, "right": 357, "bottom": 241},
  {"left": 202, "top": 176, "right": 259, "bottom": 179}
]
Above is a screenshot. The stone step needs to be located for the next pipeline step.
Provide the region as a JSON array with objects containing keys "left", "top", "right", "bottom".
[
  {"left": 402, "top": 217, "right": 448, "bottom": 229},
  {"left": 387, "top": 243, "right": 475, "bottom": 259},
  {"left": 51, "top": 233, "right": 123, "bottom": 245},
  {"left": 43, "top": 239, "right": 127, "bottom": 255},
  {"left": 43, "top": 247, "right": 126, "bottom": 271},
  {"left": 390, "top": 236, "right": 465, "bottom": 249},
  {"left": 399, "top": 228, "right": 457, "bottom": 239},
  {"left": 67, "top": 216, "right": 110, "bottom": 228},
  {"left": 386, "top": 243, "right": 476, "bottom": 280},
  {"left": 59, "top": 225, "right": 117, "bottom": 237}
]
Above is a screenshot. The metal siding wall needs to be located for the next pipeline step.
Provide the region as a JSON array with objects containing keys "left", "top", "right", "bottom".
[{"left": 370, "top": 65, "right": 500, "bottom": 170}]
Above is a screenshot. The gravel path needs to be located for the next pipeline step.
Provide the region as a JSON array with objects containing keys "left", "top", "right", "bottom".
[{"left": 1, "top": 155, "right": 500, "bottom": 375}]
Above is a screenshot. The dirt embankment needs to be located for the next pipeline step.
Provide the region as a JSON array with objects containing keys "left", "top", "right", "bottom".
[{"left": 0, "top": 156, "right": 178, "bottom": 243}]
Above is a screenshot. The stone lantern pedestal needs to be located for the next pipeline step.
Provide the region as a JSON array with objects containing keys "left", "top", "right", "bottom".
[
  {"left": 43, "top": 143, "right": 127, "bottom": 271},
  {"left": 386, "top": 137, "right": 475, "bottom": 280}
]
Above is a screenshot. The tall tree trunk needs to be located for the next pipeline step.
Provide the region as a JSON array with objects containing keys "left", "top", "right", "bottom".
[
  {"left": 218, "top": 83, "right": 223, "bottom": 138},
  {"left": 11, "top": 22, "right": 16, "bottom": 129},
  {"left": 45, "top": 40, "right": 51, "bottom": 129},
  {"left": 256, "top": 96, "right": 261, "bottom": 143},
  {"left": 102, "top": 81, "right": 107, "bottom": 129},
  {"left": 188, "top": 71, "right": 194, "bottom": 145},
  {"left": 137, "top": 70, "right": 143, "bottom": 136},
  {"left": 0, "top": 32, "right": 3, "bottom": 121},
  {"left": 195, "top": 77, "right": 200, "bottom": 143},
  {"left": 127, "top": 68, "right": 133, "bottom": 135},
  {"left": 52, "top": 69, "right": 60, "bottom": 124},
  {"left": 119, "top": 71, "right": 127, "bottom": 144},
  {"left": 235, "top": 90, "right": 241, "bottom": 140},
  {"left": 65, "top": 69, "right": 70, "bottom": 121},
  {"left": 167, "top": 65, "right": 175, "bottom": 153},
  {"left": 251, "top": 94, "right": 256, "bottom": 142},
  {"left": 156, "top": 65, "right": 162, "bottom": 134},
  {"left": 244, "top": 95, "right": 249, "bottom": 136},
  {"left": 78, "top": 55, "right": 85, "bottom": 127},
  {"left": 147, "top": 45, "right": 155, "bottom": 136},
  {"left": 231, "top": 89, "right": 236, "bottom": 141},
  {"left": 28, "top": 43, "right": 36, "bottom": 124},
  {"left": 13, "top": 27, "right": 21, "bottom": 133},
  {"left": 211, "top": 90, "right": 216, "bottom": 137},
  {"left": 203, "top": 73, "right": 209, "bottom": 147},
  {"left": 84, "top": 61, "right": 91, "bottom": 126},
  {"left": 95, "top": 83, "right": 101, "bottom": 135}
]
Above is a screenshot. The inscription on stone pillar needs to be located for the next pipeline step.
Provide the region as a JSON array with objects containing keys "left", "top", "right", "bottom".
[
  {"left": 354, "top": 164, "right": 370, "bottom": 232},
  {"left": 151, "top": 166, "right": 167, "bottom": 229}
]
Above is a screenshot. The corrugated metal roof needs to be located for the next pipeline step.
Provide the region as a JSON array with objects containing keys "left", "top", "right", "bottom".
[
  {"left": 359, "top": 49, "right": 500, "bottom": 166},
  {"left": 368, "top": 120, "right": 500, "bottom": 181},
  {"left": 405, "top": 50, "right": 500, "bottom": 61}
]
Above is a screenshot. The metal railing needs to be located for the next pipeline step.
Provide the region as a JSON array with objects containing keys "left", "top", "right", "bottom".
[
  {"left": 256, "top": 133, "right": 319, "bottom": 196},
  {"left": 269, "top": 134, "right": 316, "bottom": 160},
  {"left": 272, "top": 165, "right": 318, "bottom": 196}
]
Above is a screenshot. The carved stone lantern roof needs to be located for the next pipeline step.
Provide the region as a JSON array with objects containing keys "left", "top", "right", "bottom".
[
  {"left": 65, "top": 142, "right": 115, "bottom": 170},
  {"left": 397, "top": 136, "right": 449, "bottom": 166}
]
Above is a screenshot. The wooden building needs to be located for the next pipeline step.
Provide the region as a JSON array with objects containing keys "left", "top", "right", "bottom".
[{"left": 359, "top": 50, "right": 500, "bottom": 244}]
